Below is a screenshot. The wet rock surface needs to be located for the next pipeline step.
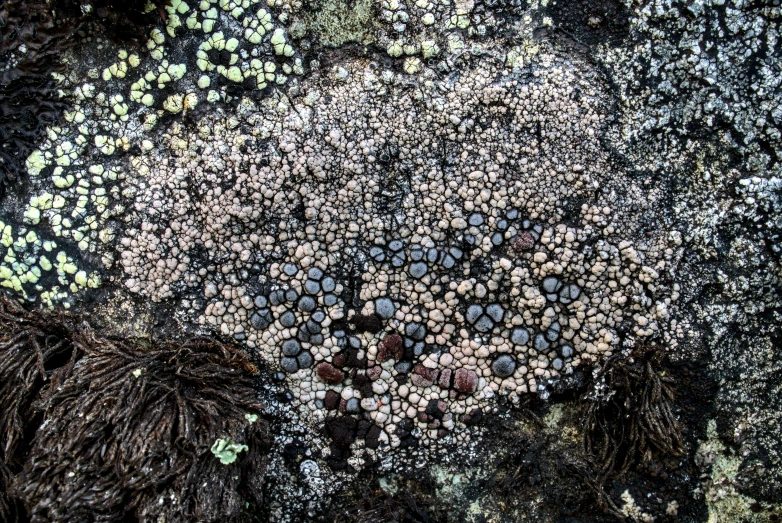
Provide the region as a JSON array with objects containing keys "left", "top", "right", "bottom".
[{"left": 0, "top": 0, "right": 781, "bottom": 521}]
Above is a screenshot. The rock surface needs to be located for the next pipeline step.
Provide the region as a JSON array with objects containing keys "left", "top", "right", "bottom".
[{"left": 0, "top": 0, "right": 781, "bottom": 520}]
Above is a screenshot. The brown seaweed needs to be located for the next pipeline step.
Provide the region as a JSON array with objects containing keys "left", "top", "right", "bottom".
[{"left": 0, "top": 295, "right": 271, "bottom": 522}]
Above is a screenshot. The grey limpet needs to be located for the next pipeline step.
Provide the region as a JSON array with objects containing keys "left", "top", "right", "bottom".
[
  {"left": 533, "top": 334, "right": 550, "bottom": 351},
  {"left": 251, "top": 311, "right": 271, "bottom": 330},
  {"left": 304, "top": 279, "right": 320, "bottom": 294},
  {"left": 485, "top": 304, "right": 504, "bottom": 323},
  {"left": 375, "top": 297, "right": 395, "bottom": 319},
  {"left": 280, "top": 357, "right": 299, "bottom": 373},
  {"left": 465, "top": 304, "right": 483, "bottom": 324},
  {"left": 254, "top": 295, "right": 268, "bottom": 308},
  {"left": 279, "top": 311, "right": 296, "bottom": 328},
  {"left": 510, "top": 327, "right": 530, "bottom": 346},
  {"left": 405, "top": 322, "right": 426, "bottom": 340},
  {"left": 370, "top": 246, "right": 386, "bottom": 262},
  {"left": 321, "top": 276, "right": 336, "bottom": 292},
  {"left": 297, "top": 351, "right": 313, "bottom": 369},
  {"left": 409, "top": 261, "right": 428, "bottom": 279},
  {"left": 542, "top": 276, "right": 562, "bottom": 294},
  {"left": 282, "top": 339, "right": 302, "bottom": 356},
  {"left": 474, "top": 315, "right": 495, "bottom": 333}
]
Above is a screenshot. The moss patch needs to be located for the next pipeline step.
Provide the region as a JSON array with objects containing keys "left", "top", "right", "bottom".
[{"left": 303, "top": 0, "right": 379, "bottom": 47}]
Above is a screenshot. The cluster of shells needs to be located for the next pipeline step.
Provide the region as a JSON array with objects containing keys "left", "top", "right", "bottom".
[
  {"left": 117, "top": 53, "right": 681, "bottom": 452},
  {"left": 0, "top": 0, "right": 686, "bottom": 464}
]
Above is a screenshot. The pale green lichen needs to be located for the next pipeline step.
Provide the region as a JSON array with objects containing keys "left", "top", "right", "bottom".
[
  {"left": 26, "top": 150, "right": 47, "bottom": 177},
  {"left": 211, "top": 438, "right": 248, "bottom": 465}
]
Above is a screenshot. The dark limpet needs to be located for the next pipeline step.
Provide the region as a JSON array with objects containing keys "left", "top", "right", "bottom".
[
  {"left": 491, "top": 355, "right": 516, "bottom": 378},
  {"left": 298, "top": 296, "right": 316, "bottom": 312},
  {"left": 405, "top": 322, "right": 426, "bottom": 341}
]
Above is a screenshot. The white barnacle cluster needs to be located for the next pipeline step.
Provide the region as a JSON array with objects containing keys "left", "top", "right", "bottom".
[
  {"left": 3, "top": 0, "right": 686, "bottom": 472},
  {"left": 115, "top": 49, "right": 681, "bottom": 453}
]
